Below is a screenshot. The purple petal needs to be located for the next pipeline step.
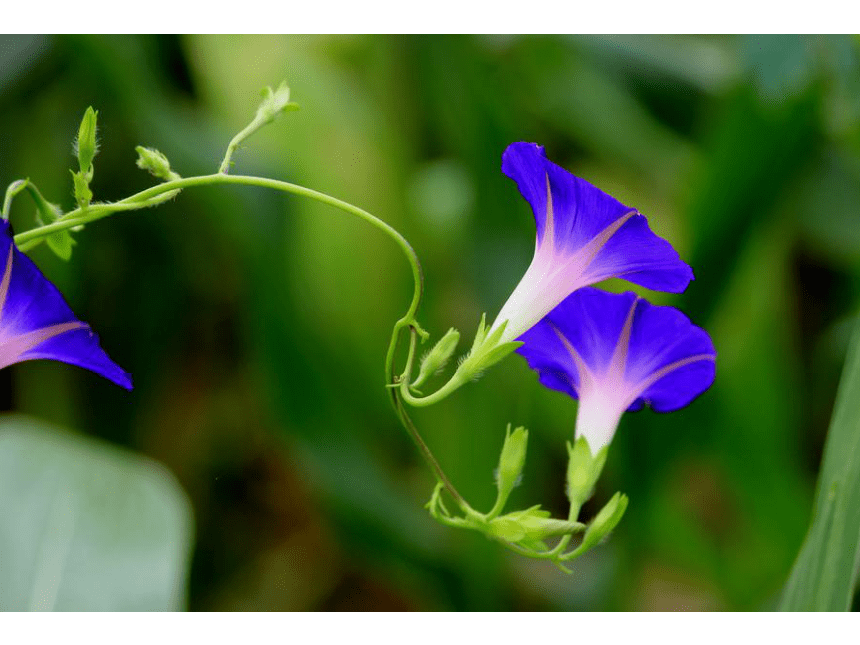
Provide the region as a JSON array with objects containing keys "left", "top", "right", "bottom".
[
  {"left": 582, "top": 213, "right": 695, "bottom": 293},
  {"left": 517, "top": 318, "right": 580, "bottom": 399},
  {"left": 518, "top": 288, "right": 715, "bottom": 414},
  {"left": 636, "top": 359, "right": 716, "bottom": 413},
  {"left": 17, "top": 326, "right": 133, "bottom": 390},
  {"left": 502, "top": 142, "right": 633, "bottom": 253},
  {"left": 519, "top": 288, "right": 638, "bottom": 384},
  {"left": 623, "top": 297, "right": 716, "bottom": 411},
  {"left": 501, "top": 141, "right": 693, "bottom": 294},
  {"left": 0, "top": 220, "right": 132, "bottom": 389}
]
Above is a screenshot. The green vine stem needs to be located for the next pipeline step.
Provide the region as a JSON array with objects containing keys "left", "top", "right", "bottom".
[
  {"left": 12, "top": 168, "right": 475, "bottom": 512},
  {"left": 8, "top": 94, "right": 612, "bottom": 567}
]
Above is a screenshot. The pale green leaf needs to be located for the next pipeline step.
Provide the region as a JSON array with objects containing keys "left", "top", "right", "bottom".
[{"left": 0, "top": 416, "right": 193, "bottom": 611}]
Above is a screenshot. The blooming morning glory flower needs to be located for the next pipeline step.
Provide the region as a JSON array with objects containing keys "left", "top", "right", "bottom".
[
  {"left": 518, "top": 287, "right": 715, "bottom": 452},
  {"left": 489, "top": 142, "right": 694, "bottom": 344},
  {"left": 0, "top": 220, "right": 132, "bottom": 389}
]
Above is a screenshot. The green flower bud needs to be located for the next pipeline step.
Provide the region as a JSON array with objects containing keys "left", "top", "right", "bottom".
[
  {"left": 566, "top": 436, "right": 608, "bottom": 508},
  {"left": 577, "top": 492, "right": 629, "bottom": 553},
  {"left": 488, "top": 506, "right": 583, "bottom": 543},
  {"left": 412, "top": 328, "right": 459, "bottom": 388},
  {"left": 495, "top": 425, "right": 528, "bottom": 506},
  {"left": 135, "top": 146, "right": 180, "bottom": 182},
  {"left": 75, "top": 107, "right": 98, "bottom": 179},
  {"left": 256, "top": 82, "right": 299, "bottom": 124}
]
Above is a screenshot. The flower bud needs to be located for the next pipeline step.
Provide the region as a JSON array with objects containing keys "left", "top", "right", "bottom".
[
  {"left": 135, "top": 146, "right": 180, "bottom": 182},
  {"left": 256, "top": 82, "right": 299, "bottom": 124},
  {"left": 495, "top": 425, "right": 528, "bottom": 506},
  {"left": 488, "top": 505, "right": 583, "bottom": 543},
  {"left": 76, "top": 107, "right": 98, "bottom": 179},
  {"left": 412, "top": 328, "right": 459, "bottom": 388},
  {"left": 577, "top": 492, "right": 628, "bottom": 553}
]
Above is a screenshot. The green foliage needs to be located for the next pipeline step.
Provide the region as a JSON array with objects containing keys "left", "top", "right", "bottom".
[
  {"left": 780, "top": 316, "right": 860, "bottom": 611},
  {"left": 2, "top": 34, "right": 859, "bottom": 610},
  {"left": 0, "top": 416, "right": 193, "bottom": 611}
]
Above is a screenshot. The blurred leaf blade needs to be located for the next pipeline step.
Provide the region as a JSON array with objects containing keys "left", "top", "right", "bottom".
[
  {"left": 0, "top": 415, "right": 193, "bottom": 611},
  {"left": 781, "top": 314, "right": 860, "bottom": 611}
]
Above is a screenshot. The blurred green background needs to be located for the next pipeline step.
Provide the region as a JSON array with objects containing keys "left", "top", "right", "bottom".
[{"left": 1, "top": 34, "right": 859, "bottom": 611}]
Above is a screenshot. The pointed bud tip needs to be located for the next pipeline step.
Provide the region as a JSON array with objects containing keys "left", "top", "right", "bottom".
[{"left": 75, "top": 106, "right": 99, "bottom": 176}]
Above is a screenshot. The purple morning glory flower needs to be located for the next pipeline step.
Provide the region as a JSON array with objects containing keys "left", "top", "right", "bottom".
[
  {"left": 518, "top": 288, "right": 715, "bottom": 452},
  {"left": 489, "top": 142, "right": 694, "bottom": 343},
  {"left": 0, "top": 220, "right": 132, "bottom": 389}
]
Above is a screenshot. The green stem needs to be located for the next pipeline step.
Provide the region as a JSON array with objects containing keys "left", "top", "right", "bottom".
[
  {"left": 394, "top": 328, "right": 468, "bottom": 509},
  {"left": 548, "top": 502, "right": 583, "bottom": 558},
  {"left": 2, "top": 179, "right": 30, "bottom": 219},
  {"left": 400, "top": 369, "right": 467, "bottom": 407},
  {"left": 218, "top": 115, "right": 271, "bottom": 174},
  {"left": 13, "top": 170, "right": 469, "bottom": 509}
]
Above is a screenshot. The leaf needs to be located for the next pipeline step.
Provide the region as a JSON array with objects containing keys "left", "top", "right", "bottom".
[
  {"left": 45, "top": 230, "right": 75, "bottom": 261},
  {"left": 0, "top": 415, "right": 193, "bottom": 611},
  {"left": 780, "top": 314, "right": 860, "bottom": 611}
]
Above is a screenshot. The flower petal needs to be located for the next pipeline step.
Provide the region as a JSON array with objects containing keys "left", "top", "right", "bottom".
[
  {"left": 518, "top": 288, "right": 715, "bottom": 415},
  {"left": 493, "top": 143, "right": 694, "bottom": 343},
  {"left": 0, "top": 220, "right": 132, "bottom": 389},
  {"left": 623, "top": 296, "right": 716, "bottom": 411},
  {"left": 518, "top": 287, "right": 638, "bottom": 383},
  {"left": 502, "top": 142, "right": 632, "bottom": 253},
  {"left": 516, "top": 317, "right": 580, "bottom": 399},
  {"left": 16, "top": 326, "right": 133, "bottom": 390},
  {"left": 582, "top": 213, "right": 695, "bottom": 293}
]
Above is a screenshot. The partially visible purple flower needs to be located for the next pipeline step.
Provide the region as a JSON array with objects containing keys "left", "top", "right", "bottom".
[
  {"left": 518, "top": 287, "right": 715, "bottom": 452},
  {"left": 0, "top": 220, "right": 132, "bottom": 389},
  {"left": 490, "top": 143, "right": 694, "bottom": 343}
]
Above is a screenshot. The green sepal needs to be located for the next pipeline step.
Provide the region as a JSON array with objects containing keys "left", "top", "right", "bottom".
[
  {"left": 457, "top": 317, "right": 523, "bottom": 381},
  {"left": 518, "top": 538, "right": 550, "bottom": 553},
  {"left": 577, "top": 492, "right": 629, "bottom": 553},
  {"left": 71, "top": 170, "right": 92, "bottom": 208},
  {"left": 473, "top": 340, "right": 523, "bottom": 373},
  {"left": 75, "top": 106, "right": 98, "bottom": 180},
  {"left": 412, "top": 327, "right": 460, "bottom": 389},
  {"left": 566, "top": 436, "right": 609, "bottom": 508},
  {"left": 469, "top": 313, "right": 488, "bottom": 354}
]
